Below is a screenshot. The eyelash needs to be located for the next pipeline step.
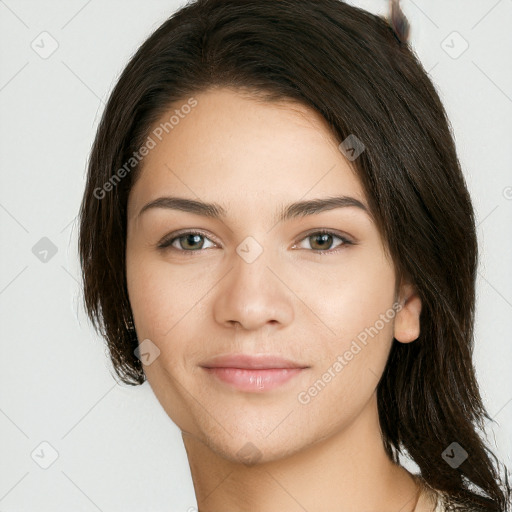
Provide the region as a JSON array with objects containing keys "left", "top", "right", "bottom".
[{"left": 157, "top": 229, "right": 354, "bottom": 256}]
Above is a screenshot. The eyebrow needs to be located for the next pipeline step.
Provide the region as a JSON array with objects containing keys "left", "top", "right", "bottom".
[{"left": 137, "top": 195, "right": 369, "bottom": 224}]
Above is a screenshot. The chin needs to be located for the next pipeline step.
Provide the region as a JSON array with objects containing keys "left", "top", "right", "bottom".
[{"left": 196, "top": 426, "right": 307, "bottom": 466}]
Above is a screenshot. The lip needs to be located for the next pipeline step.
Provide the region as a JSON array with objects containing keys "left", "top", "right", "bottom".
[
  {"left": 200, "top": 353, "right": 308, "bottom": 370},
  {"left": 203, "top": 367, "right": 306, "bottom": 392},
  {"left": 200, "top": 354, "right": 309, "bottom": 392}
]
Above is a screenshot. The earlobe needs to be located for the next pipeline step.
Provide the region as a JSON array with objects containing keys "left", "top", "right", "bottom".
[{"left": 394, "top": 282, "right": 422, "bottom": 343}]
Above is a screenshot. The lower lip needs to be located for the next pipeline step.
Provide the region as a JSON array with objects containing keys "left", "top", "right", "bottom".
[{"left": 202, "top": 367, "right": 305, "bottom": 392}]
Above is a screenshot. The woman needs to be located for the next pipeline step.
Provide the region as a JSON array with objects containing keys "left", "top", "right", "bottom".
[{"left": 78, "top": 0, "right": 511, "bottom": 510}]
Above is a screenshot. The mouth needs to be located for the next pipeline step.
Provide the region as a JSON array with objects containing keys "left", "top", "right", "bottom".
[
  {"left": 201, "top": 367, "right": 306, "bottom": 392},
  {"left": 199, "top": 353, "right": 309, "bottom": 392}
]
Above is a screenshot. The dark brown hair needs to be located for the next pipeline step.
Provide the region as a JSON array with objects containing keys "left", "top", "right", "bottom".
[{"left": 78, "top": 0, "right": 511, "bottom": 509}]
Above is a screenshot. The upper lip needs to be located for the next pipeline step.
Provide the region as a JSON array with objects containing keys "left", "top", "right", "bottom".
[{"left": 200, "top": 354, "right": 309, "bottom": 370}]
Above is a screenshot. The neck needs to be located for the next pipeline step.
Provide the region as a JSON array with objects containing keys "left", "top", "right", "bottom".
[{"left": 181, "top": 393, "right": 421, "bottom": 512}]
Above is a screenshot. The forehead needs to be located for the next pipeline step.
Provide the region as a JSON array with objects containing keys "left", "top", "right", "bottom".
[{"left": 127, "top": 87, "right": 367, "bottom": 222}]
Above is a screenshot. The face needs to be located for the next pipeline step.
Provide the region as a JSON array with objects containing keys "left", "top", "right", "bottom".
[{"left": 125, "top": 87, "right": 417, "bottom": 465}]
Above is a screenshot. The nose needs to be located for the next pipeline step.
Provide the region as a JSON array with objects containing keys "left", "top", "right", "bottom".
[{"left": 212, "top": 249, "right": 294, "bottom": 332}]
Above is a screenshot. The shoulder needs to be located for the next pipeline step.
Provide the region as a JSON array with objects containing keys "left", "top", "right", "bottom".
[
  {"left": 416, "top": 486, "right": 444, "bottom": 512},
  {"left": 415, "top": 480, "right": 481, "bottom": 512},
  {"left": 433, "top": 494, "right": 447, "bottom": 512},
  {"left": 411, "top": 475, "right": 446, "bottom": 512},
  {"left": 410, "top": 473, "right": 489, "bottom": 512}
]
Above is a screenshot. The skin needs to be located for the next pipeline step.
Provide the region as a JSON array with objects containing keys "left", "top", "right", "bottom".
[{"left": 125, "top": 87, "right": 429, "bottom": 512}]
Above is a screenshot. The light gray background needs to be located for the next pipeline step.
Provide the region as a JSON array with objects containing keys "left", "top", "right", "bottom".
[{"left": 1, "top": 1, "right": 511, "bottom": 510}]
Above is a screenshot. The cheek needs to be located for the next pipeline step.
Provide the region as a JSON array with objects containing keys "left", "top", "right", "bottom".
[
  {"left": 298, "top": 311, "right": 395, "bottom": 432},
  {"left": 126, "top": 253, "right": 208, "bottom": 338},
  {"left": 126, "top": 262, "right": 169, "bottom": 337},
  {"left": 298, "top": 251, "right": 397, "bottom": 399},
  {"left": 294, "top": 249, "right": 397, "bottom": 342}
]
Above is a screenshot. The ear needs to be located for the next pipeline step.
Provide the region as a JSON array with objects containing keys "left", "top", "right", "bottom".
[{"left": 394, "top": 281, "right": 422, "bottom": 343}]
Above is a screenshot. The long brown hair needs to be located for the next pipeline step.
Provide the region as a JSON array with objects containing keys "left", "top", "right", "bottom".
[{"left": 78, "top": 0, "right": 511, "bottom": 509}]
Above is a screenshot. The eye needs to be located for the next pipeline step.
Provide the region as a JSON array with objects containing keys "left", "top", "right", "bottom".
[
  {"left": 157, "top": 229, "right": 353, "bottom": 255},
  {"left": 157, "top": 231, "right": 216, "bottom": 253},
  {"left": 293, "top": 230, "right": 353, "bottom": 254}
]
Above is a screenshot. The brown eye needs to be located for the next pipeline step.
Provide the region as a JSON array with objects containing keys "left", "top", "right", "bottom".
[
  {"left": 158, "top": 231, "right": 215, "bottom": 252},
  {"left": 177, "top": 233, "right": 205, "bottom": 250},
  {"left": 295, "top": 230, "right": 353, "bottom": 254},
  {"left": 309, "top": 233, "right": 335, "bottom": 251}
]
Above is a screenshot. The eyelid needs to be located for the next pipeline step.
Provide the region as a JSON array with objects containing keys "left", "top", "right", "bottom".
[
  {"left": 157, "top": 229, "right": 218, "bottom": 250},
  {"left": 157, "top": 228, "right": 356, "bottom": 253},
  {"left": 296, "top": 228, "right": 355, "bottom": 245}
]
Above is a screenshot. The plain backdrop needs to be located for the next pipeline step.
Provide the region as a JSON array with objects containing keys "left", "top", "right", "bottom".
[{"left": 1, "top": 1, "right": 511, "bottom": 510}]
